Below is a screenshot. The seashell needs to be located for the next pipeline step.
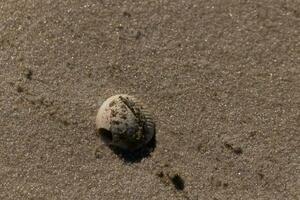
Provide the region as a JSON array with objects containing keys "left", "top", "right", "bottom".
[{"left": 96, "top": 94, "right": 155, "bottom": 151}]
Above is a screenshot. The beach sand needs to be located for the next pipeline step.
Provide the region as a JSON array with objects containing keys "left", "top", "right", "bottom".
[{"left": 0, "top": 0, "right": 299, "bottom": 199}]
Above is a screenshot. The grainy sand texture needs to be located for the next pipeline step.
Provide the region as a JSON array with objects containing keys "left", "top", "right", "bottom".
[{"left": 0, "top": 0, "right": 299, "bottom": 199}]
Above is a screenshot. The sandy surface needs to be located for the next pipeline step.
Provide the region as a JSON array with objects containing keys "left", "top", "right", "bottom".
[{"left": 0, "top": 0, "right": 299, "bottom": 199}]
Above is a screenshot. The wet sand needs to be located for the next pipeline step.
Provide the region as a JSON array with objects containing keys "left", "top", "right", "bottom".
[{"left": 0, "top": 0, "right": 299, "bottom": 199}]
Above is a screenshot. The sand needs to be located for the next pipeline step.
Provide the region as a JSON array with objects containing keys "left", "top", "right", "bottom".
[{"left": 0, "top": 0, "right": 299, "bottom": 199}]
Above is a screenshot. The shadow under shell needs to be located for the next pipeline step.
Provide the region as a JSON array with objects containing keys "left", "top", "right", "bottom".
[{"left": 97, "top": 128, "right": 156, "bottom": 163}]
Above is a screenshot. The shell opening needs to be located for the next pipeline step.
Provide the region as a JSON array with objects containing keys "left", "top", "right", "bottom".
[{"left": 98, "top": 128, "right": 113, "bottom": 144}]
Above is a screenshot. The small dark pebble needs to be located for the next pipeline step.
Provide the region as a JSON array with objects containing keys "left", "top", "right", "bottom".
[
  {"left": 258, "top": 172, "right": 264, "bottom": 179},
  {"left": 25, "top": 69, "right": 33, "bottom": 80},
  {"left": 224, "top": 142, "right": 232, "bottom": 149},
  {"left": 17, "top": 86, "right": 24, "bottom": 93},
  {"left": 171, "top": 174, "right": 185, "bottom": 190},
  {"left": 123, "top": 11, "right": 131, "bottom": 17},
  {"left": 66, "top": 62, "right": 73, "bottom": 69},
  {"left": 157, "top": 171, "right": 164, "bottom": 178},
  {"left": 135, "top": 31, "right": 142, "bottom": 40},
  {"left": 249, "top": 131, "right": 257, "bottom": 138},
  {"left": 197, "top": 144, "right": 203, "bottom": 151},
  {"left": 223, "top": 182, "right": 229, "bottom": 188},
  {"left": 62, "top": 120, "right": 70, "bottom": 126},
  {"left": 163, "top": 163, "right": 170, "bottom": 168},
  {"left": 224, "top": 142, "right": 243, "bottom": 155},
  {"left": 233, "top": 147, "right": 243, "bottom": 155}
]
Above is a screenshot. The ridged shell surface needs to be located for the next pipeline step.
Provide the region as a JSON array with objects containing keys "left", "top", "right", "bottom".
[{"left": 96, "top": 94, "right": 155, "bottom": 150}]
